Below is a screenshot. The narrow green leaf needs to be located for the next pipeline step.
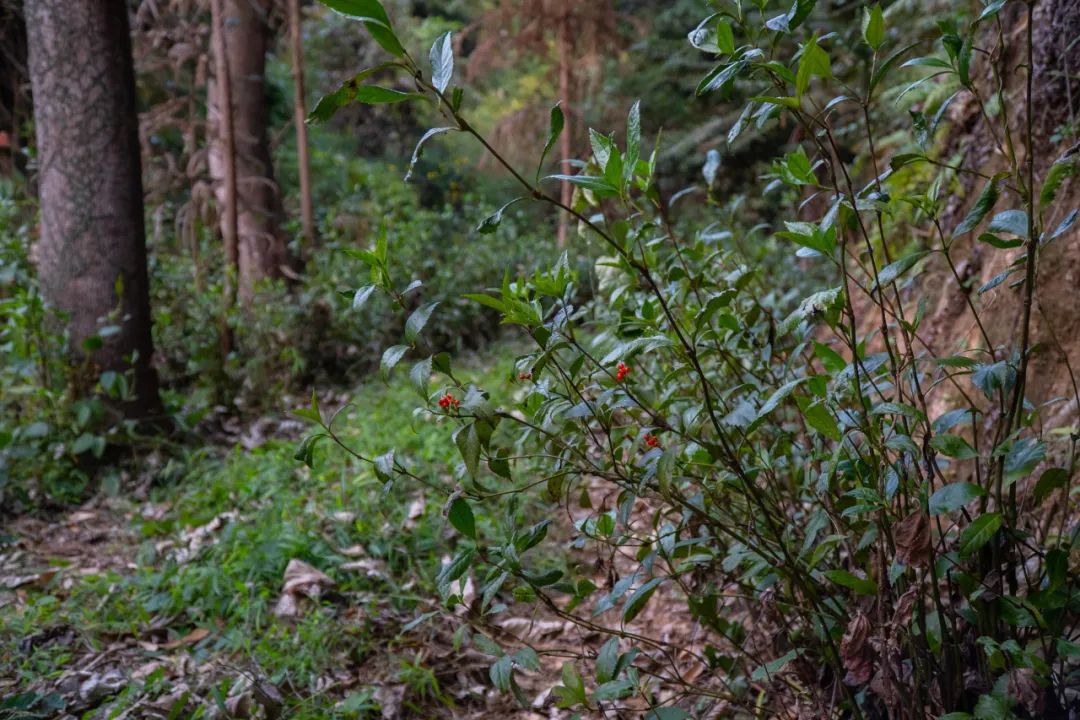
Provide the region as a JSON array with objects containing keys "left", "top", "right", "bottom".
[
  {"left": 959, "top": 512, "right": 1002, "bottom": 557},
  {"left": 953, "top": 177, "right": 1000, "bottom": 236},
  {"left": 405, "top": 127, "right": 455, "bottom": 182},
  {"left": 318, "top": 0, "right": 405, "bottom": 57},
  {"left": 929, "top": 433, "right": 978, "bottom": 460},
  {"left": 623, "top": 577, "right": 663, "bottom": 623},
  {"left": 536, "top": 103, "right": 565, "bottom": 183},
  {"left": 429, "top": 31, "right": 454, "bottom": 93},
  {"left": 823, "top": 569, "right": 877, "bottom": 595}
]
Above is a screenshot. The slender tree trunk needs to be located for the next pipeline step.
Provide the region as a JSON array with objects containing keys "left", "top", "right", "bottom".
[
  {"left": 209, "top": 0, "right": 290, "bottom": 303},
  {"left": 210, "top": 0, "right": 238, "bottom": 358},
  {"left": 288, "top": 0, "right": 316, "bottom": 248},
  {"left": 556, "top": 0, "right": 572, "bottom": 248},
  {"left": 25, "top": 0, "right": 161, "bottom": 418}
]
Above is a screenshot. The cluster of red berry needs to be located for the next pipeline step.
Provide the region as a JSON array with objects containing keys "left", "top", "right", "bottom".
[
  {"left": 437, "top": 392, "right": 460, "bottom": 409},
  {"left": 615, "top": 362, "right": 630, "bottom": 382},
  {"left": 644, "top": 433, "right": 661, "bottom": 449},
  {"left": 517, "top": 371, "right": 532, "bottom": 381}
]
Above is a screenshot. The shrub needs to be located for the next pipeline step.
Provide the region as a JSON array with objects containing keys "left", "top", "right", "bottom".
[{"left": 305, "top": 1, "right": 1080, "bottom": 717}]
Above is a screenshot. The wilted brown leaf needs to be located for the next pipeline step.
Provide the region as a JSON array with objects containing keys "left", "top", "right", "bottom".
[
  {"left": 840, "top": 612, "right": 874, "bottom": 686},
  {"left": 894, "top": 511, "right": 931, "bottom": 567}
]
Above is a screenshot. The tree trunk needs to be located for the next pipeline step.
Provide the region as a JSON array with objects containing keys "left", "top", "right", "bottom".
[
  {"left": 209, "top": 0, "right": 290, "bottom": 303},
  {"left": 25, "top": 0, "right": 161, "bottom": 418},
  {"left": 210, "top": 0, "right": 238, "bottom": 359},
  {"left": 288, "top": 0, "right": 316, "bottom": 247},
  {"left": 556, "top": 0, "right": 572, "bottom": 248}
]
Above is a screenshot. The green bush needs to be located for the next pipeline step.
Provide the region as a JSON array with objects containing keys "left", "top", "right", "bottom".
[{"left": 306, "top": 2, "right": 1080, "bottom": 718}]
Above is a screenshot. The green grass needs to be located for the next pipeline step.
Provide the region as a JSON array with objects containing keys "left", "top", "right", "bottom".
[{"left": 1, "top": 341, "right": 525, "bottom": 718}]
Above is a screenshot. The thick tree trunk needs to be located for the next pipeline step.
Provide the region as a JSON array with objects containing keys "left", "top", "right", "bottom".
[
  {"left": 289, "top": 0, "right": 316, "bottom": 247},
  {"left": 209, "top": 0, "right": 290, "bottom": 303},
  {"left": 24, "top": 0, "right": 161, "bottom": 418}
]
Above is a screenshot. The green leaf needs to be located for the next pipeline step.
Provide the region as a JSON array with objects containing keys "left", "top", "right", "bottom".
[
  {"left": 405, "top": 302, "right": 439, "bottom": 343},
  {"left": 874, "top": 250, "right": 930, "bottom": 291},
  {"left": 862, "top": 4, "right": 885, "bottom": 50},
  {"left": 802, "top": 400, "right": 842, "bottom": 441},
  {"left": 751, "top": 649, "right": 799, "bottom": 681},
  {"left": 352, "top": 284, "right": 377, "bottom": 310},
  {"left": 374, "top": 448, "right": 395, "bottom": 482},
  {"left": 436, "top": 547, "right": 475, "bottom": 587},
  {"left": 929, "top": 433, "right": 978, "bottom": 460},
  {"left": 448, "top": 497, "right": 476, "bottom": 539},
  {"left": 405, "top": 127, "right": 455, "bottom": 182},
  {"left": 536, "top": 103, "right": 565, "bottom": 183},
  {"left": 477, "top": 198, "right": 525, "bottom": 235},
  {"left": 429, "top": 31, "right": 454, "bottom": 93},
  {"left": 928, "top": 482, "right": 985, "bottom": 515},
  {"left": 317, "top": 0, "right": 405, "bottom": 57},
  {"left": 645, "top": 710, "right": 692, "bottom": 720},
  {"left": 796, "top": 36, "right": 831, "bottom": 97},
  {"left": 595, "top": 638, "right": 620, "bottom": 683},
  {"left": 592, "top": 678, "right": 635, "bottom": 702},
  {"left": 623, "top": 577, "right": 663, "bottom": 623},
  {"left": 1040, "top": 156, "right": 1077, "bottom": 208},
  {"left": 625, "top": 100, "right": 641, "bottom": 183},
  {"left": 953, "top": 177, "right": 1001, "bottom": 235},
  {"left": 987, "top": 209, "right": 1029, "bottom": 237},
  {"left": 1033, "top": 467, "right": 1069, "bottom": 503},
  {"left": 1004, "top": 438, "right": 1045, "bottom": 483},
  {"left": 489, "top": 655, "right": 512, "bottom": 692},
  {"left": 544, "top": 174, "right": 620, "bottom": 198},
  {"left": 973, "top": 693, "right": 1009, "bottom": 720},
  {"left": 716, "top": 20, "right": 735, "bottom": 54},
  {"left": 380, "top": 344, "right": 409, "bottom": 380},
  {"left": 410, "top": 356, "right": 432, "bottom": 398},
  {"left": 456, "top": 424, "right": 481, "bottom": 477},
  {"left": 355, "top": 86, "right": 422, "bottom": 104},
  {"left": 959, "top": 512, "right": 1002, "bottom": 558},
  {"left": 823, "top": 569, "right": 877, "bottom": 595}
]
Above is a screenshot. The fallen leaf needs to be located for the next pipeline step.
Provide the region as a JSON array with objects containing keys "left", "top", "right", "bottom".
[
  {"left": 840, "top": 611, "right": 874, "bottom": 685},
  {"left": 163, "top": 627, "right": 210, "bottom": 649}
]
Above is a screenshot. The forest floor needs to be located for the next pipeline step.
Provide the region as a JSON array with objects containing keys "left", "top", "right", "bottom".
[{"left": 0, "top": 341, "right": 709, "bottom": 720}]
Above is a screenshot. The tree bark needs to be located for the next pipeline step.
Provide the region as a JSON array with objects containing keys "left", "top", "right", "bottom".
[
  {"left": 209, "top": 0, "right": 290, "bottom": 303},
  {"left": 25, "top": 0, "right": 161, "bottom": 418},
  {"left": 556, "top": 0, "right": 572, "bottom": 248},
  {"left": 210, "top": 0, "right": 238, "bottom": 359},
  {"left": 288, "top": 0, "right": 316, "bottom": 247}
]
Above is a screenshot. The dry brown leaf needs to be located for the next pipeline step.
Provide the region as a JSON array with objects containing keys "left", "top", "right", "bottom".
[
  {"left": 281, "top": 558, "right": 335, "bottom": 598},
  {"left": 894, "top": 511, "right": 931, "bottom": 567},
  {"left": 840, "top": 611, "right": 874, "bottom": 686},
  {"left": 163, "top": 627, "right": 210, "bottom": 649}
]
